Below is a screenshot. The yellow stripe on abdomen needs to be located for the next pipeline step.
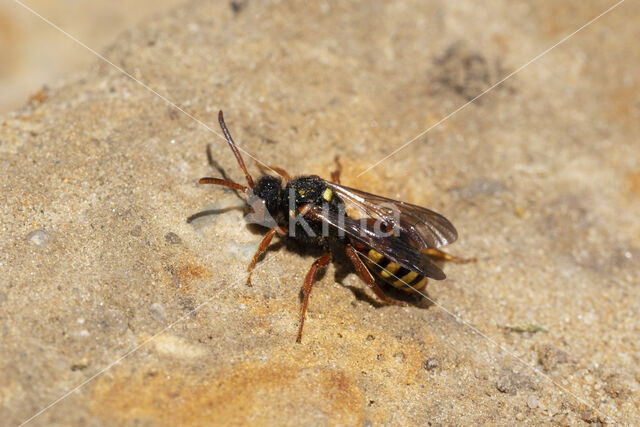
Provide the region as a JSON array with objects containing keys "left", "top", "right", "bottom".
[
  {"left": 364, "top": 249, "right": 428, "bottom": 292},
  {"left": 391, "top": 270, "right": 417, "bottom": 288},
  {"left": 367, "top": 249, "right": 384, "bottom": 263},
  {"left": 380, "top": 262, "right": 400, "bottom": 278},
  {"left": 411, "top": 276, "right": 428, "bottom": 291}
]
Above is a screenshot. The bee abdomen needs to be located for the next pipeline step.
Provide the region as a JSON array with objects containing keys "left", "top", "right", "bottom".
[{"left": 363, "top": 249, "right": 428, "bottom": 292}]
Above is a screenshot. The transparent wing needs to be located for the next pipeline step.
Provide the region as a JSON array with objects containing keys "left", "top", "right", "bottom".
[
  {"left": 324, "top": 182, "right": 458, "bottom": 249},
  {"left": 305, "top": 206, "right": 446, "bottom": 280}
]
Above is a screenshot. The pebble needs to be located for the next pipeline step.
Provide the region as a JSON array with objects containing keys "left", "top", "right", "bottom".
[
  {"left": 26, "top": 229, "right": 52, "bottom": 248},
  {"left": 150, "top": 302, "right": 167, "bottom": 323},
  {"left": 165, "top": 232, "right": 182, "bottom": 244},
  {"left": 394, "top": 352, "right": 406, "bottom": 363},
  {"left": 130, "top": 224, "right": 142, "bottom": 236},
  {"left": 527, "top": 396, "right": 538, "bottom": 409},
  {"left": 425, "top": 358, "right": 439, "bottom": 370}
]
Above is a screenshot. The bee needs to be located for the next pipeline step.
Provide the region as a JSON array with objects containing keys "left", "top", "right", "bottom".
[{"left": 200, "top": 111, "right": 471, "bottom": 342}]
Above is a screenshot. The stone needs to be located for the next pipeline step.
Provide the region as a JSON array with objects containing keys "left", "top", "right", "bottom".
[{"left": 1, "top": 1, "right": 639, "bottom": 425}]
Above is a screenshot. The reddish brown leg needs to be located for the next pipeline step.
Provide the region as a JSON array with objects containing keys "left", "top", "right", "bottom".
[
  {"left": 296, "top": 253, "right": 331, "bottom": 343},
  {"left": 199, "top": 177, "right": 247, "bottom": 192},
  {"left": 421, "top": 248, "right": 476, "bottom": 263},
  {"left": 330, "top": 155, "right": 342, "bottom": 184},
  {"left": 247, "top": 226, "right": 288, "bottom": 285},
  {"left": 345, "top": 245, "right": 407, "bottom": 306},
  {"left": 256, "top": 163, "right": 291, "bottom": 182}
]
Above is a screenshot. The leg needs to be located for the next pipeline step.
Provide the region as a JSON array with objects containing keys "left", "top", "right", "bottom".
[
  {"left": 247, "top": 226, "right": 287, "bottom": 285},
  {"left": 199, "top": 177, "right": 247, "bottom": 193},
  {"left": 345, "top": 245, "right": 407, "bottom": 306},
  {"left": 296, "top": 253, "right": 331, "bottom": 343},
  {"left": 256, "top": 162, "right": 291, "bottom": 182},
  {"left": 330, "top": 155, "right": 342, "bottom": 184},
  {"left": 421, "top": 248, "right": 475, "bottom": 263}
]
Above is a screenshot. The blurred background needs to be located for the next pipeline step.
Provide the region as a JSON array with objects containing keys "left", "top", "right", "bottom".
[{"left": 0, "top": 0, "right": 185, "bottom": 113}]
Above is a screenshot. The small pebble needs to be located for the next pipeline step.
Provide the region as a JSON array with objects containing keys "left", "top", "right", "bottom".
[
  {"left": 527, "top": 396, "right": 538, "bottom": 409},
  {"left": 394, "top": 352, "right": 406, "bottom": 363},
  {"left": 425, "top": 358, "right": 439, "bottom": 370},
  {"left": 26, "top": 229, "right": 52, "bottom": 248},
  {"left": 165, "top": 232, "right": 182, "bottom": 244},
  {"left": 150, "top": 302, "right": 167, "bottom": 323},
  {"left": 70, "top": 358, "right": 89, "bottom": 371},
  {"left": 515, "top": 412, "right": 525, "bottom": 421},
  {"left": 130, "top": 224, "right": 142, "bottom": 236}
]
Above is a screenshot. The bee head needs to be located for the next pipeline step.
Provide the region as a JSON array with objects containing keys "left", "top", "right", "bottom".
[{"left": 253, "top": 175, "right": 282, "bottom": 216}]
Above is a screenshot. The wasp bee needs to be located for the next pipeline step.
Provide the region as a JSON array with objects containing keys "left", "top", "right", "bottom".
[{"left": 200, "top": 111, "right": 471, "bottom": 342}]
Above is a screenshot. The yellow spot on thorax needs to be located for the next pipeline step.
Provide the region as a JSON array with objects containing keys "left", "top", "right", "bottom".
[{"left": 322, "top": 188, "right": 333, "bottom": 201}]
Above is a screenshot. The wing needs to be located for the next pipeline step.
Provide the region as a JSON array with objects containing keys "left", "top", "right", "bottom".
[
  {"left": 305, "top": 206, "right": 446, "bottom": 280},
  {"left": 324, "top": 182, "right": 458, "bottom": 249}
]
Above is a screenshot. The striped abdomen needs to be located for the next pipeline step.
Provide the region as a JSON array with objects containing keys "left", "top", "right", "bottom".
[{"left": 361, "top": 248, "right": 428, "bottom": 292}]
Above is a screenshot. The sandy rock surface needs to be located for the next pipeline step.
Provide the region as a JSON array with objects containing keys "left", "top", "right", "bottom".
[
  {"left": 2, "top": 0, "right": 639, "bottom": 425},
  {"left": 0, "top": 0, "right": 185, "bottom": 113}
]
